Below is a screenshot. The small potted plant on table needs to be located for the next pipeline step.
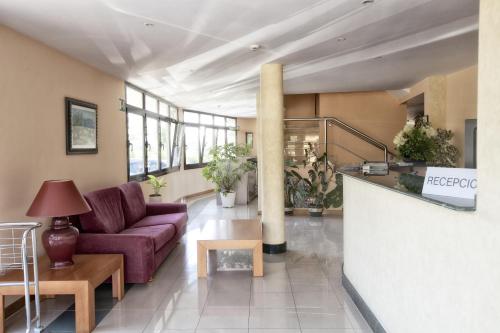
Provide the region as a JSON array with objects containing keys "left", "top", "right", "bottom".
[{"left": 147, "top": 175, "right": 166, "bottom": 203}]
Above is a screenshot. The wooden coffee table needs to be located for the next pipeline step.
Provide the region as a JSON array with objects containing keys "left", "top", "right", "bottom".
[
  {"left": 197, "top": 219, "right": 263, "bottom": 277},
  {"left": 0, "top": 254, "right": 124, "bottom": 333}
]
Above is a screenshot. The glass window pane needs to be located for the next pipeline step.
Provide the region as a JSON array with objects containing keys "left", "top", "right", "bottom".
[
  {"left": 159, "top": 102, "right": 168, "bottom": 116},
  {"left": 160, "top": 121, "right": 170, "bottom": 169},
  {"left": 171, "top": 123, "right": 183, "bottom": 167},
  {"left": 145, "top": 95, "right": 158, "bottom": 112},
  {"left": 226, "top": 118, "right": 236, "bottom": 127},
  {"left": 215, "top": 128, "right": 226, "bottom": 146},
  {"left": 214, "top": 116, "right": 225, "bottom": 126},
  {"left": 184, "top": 111, "right": 199, "bottom": 123},
  {"left": 200, "top": 114, "right": 213, "bottom": 125},
  {"left": 201, "top": 127, "right": 214, "bottom": 162},
  {"left": 185, "top": 126, "right": 200, "bottom": 165},
  {"left": 126, "top": 86, "right": 143, "bottom": 108},
  {"left": 227, "top": 130, "right": 236, "bottom": 145},
  {"left": 170, "top": 106, "right": 178, "bottom": 120},
  {"left": 127, "top": 113, "right": 144, "bottom": 176},
  {"left": 147, "top": 117, "right": 159, "bottom": 172}
]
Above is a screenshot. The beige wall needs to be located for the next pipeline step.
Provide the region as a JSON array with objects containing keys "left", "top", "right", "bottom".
[
  {"left": 237, "top": 117, "right": 257, "bottom": 156},
  {"left": 446, "top": 66, "right": 478, "bottom": 167},
  {"left": 319, "top": 91, "right": 406, "bottom": 164},
  {"left": 0, "top": 25, "right": 127, "bottom": 224},
  {"left": 283, "top": 92, "right": 405, "bottom": 165}
]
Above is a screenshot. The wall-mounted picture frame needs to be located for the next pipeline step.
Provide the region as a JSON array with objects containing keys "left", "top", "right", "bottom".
[
  {"left": 65, "top": 97, "right": 98, "bottom": 155},
  {"left": 246, "top": 132, "right": 253, "bottom": 148}
]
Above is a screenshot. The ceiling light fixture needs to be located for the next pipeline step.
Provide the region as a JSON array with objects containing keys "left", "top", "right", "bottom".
[
  {"left": 337, "top": 37, "right": 346, "bottom": 42},
  {"left": 362, "top": 0, "right": 375, "bottom": 4},
  {"left": 144, "top": 22, "right": 155, "bottom": 27},
  {"left": 249, "top": 44, "right": 261, "bottom": 51}
]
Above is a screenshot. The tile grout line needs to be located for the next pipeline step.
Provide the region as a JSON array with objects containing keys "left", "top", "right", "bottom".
[{"left": 285, "top": 256, "right": 303, "bottom": 333}]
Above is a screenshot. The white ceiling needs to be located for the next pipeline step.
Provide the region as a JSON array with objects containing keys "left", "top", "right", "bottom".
[{"left": 0, "top": 0, "right": 479, "bottom": 117}]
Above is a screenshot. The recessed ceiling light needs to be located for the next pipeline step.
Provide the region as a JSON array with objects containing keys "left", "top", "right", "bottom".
[
  {"left": 362, "top": 0, "right": 375, "bottom": 4},
  {"left": 249, "top": 44, "right": 261, "bottom": 51},
  {"left": 144, "top": 22, "right": 155, "bottom": 27},
  {"left": 337, "top": 37, "right": 346, "bottom": 42}
]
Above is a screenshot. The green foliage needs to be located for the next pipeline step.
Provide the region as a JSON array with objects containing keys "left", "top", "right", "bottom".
[
  {"left": 394, "top": 117, "right": 459, "bottom": 167},
  {"left": 147, "top": 175, "right": 166, "bottom": 195},
  {"left": 397, "top": 173, "right": 424, "bottom": 194},
  {"left": 428, "top": 129, "right": 460, "bottom": 167},
  {"left": 294, "top": 145, "right": 343, "bottom": 209},
  {"left": 202, "top": 144, "right": 255, "bottom": 194},
  {"left": 284, "top": 162, "right": 300, "bottom": 208}
]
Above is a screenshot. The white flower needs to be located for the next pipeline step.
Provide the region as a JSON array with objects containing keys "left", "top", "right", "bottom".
[
  {"left": 423, "top": 126, "right": 437, "bottom": 138},
  {"left": 393, "top": 131, "right": 406, "bottom": 147},
  {"left": 402, "top": 123, "right": 414, "bottom": 133}
]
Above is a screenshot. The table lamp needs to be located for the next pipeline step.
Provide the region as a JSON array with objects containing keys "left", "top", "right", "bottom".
[{"left": 26, "top": 180, "right": 91, "bottom": 269}]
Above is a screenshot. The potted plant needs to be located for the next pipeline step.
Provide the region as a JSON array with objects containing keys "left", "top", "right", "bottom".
[
  {"left": 284, "top": 163, "right": 300, "bottom": 215},
  {"left": 202, "top": 144, "right": 255, "bottom": 208},
  {"left": 393, "top": 116, "right": 459, "bottom": 169},
  {"left": 147, "top": 175, "right": 166, "bottom": 203},
  {"left": 295, "top": 147, "right": 343, "bottom": 217}
]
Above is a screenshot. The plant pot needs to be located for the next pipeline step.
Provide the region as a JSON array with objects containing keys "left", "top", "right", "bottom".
[
  {"left": 149, "top": 194, "right": 162, "bottom": 203},
  {"left": 220, "top": 191, "right": 236, "bottom": 208},
  {"left": 308, "top": 207, "right": 323, "bottom": 217},
  {"left": 284, "top": 207, "right": 294, "bottom": 215}
]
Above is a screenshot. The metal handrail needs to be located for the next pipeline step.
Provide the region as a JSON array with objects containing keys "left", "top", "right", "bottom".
[{"left": 284, "top": 117, "right": 389, "bottom": 163}]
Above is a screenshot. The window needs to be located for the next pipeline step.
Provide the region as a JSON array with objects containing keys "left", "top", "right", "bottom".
[
  {"left": 183, "top": 110, "right": 237, "bottom": 169},
  {"left": 125, "top": 84, "right": 182, "bottom": 180}
]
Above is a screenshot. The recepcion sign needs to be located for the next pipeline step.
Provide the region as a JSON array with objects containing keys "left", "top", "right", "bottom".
[{"left": 422, "top": 167, "right": 477, "bottom": 199}]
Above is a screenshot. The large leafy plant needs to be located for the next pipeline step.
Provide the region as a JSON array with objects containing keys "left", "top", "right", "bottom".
[
  {"left": 202, "top": 144, "right": 254, "bottom": 194},
  {"left": 393, "top": 118, "right": 436, "bottom": 162},
  {"left": 394, "top": 117, "right": 459, "bottom": 167},
  {"left": 429, "top": 129, "right": 459, "bottom": 167},
  {"left": 294, "top": 145, "right": 343, "bottom": 209},
  {"left": 284, "top": 161, "right": 300, "bottom": 209}
]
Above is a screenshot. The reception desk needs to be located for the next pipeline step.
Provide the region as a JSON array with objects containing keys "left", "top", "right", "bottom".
[{"left": 340, "top": 171, "right": 484, "bottom": 333}]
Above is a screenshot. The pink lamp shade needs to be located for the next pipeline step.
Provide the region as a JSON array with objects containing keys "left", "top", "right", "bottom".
[{"left": 26, "top": 180, "right": 91, "bottom": 217}]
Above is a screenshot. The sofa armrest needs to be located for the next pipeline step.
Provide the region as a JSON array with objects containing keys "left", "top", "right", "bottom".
[
  {"left": 146, "top": 203, "right": 187, "bottom": 216},
  {"left": 76, "top": 233, "right": 155, "bottom": 283}
]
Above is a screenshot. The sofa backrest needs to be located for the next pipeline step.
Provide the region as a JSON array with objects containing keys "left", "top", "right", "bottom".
[
  {"left": 79, "top": 187, "right": 126, "bottom": 234},
  {"left": 118, "top": 182, "right": 147, "bottom": 227}
]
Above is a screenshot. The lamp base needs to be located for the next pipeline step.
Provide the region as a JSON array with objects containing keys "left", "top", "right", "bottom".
[{"left": 42, "top": 217, "right": 79, "bottom": 269}]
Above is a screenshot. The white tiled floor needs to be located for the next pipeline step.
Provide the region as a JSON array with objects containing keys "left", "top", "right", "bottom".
[{"left": 6, "top": 196, "right": 373, "bottom": 333}]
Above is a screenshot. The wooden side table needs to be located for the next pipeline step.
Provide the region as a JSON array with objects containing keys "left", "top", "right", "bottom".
[
  {"left": 197, "top": 219, "right": 263, "bottom": 277},
  {"left": 0, "top": 254, "right": 124, "bottom": 333}
]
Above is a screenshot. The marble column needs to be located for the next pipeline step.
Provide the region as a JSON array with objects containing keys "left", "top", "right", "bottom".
[
  {"left": 256, "top": 92, "right": 264, "bottom": 214},
  {"left": 260, "top": 63, "right": 286, "bottom": 254}
]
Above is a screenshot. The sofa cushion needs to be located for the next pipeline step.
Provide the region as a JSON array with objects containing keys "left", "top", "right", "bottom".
[
  {"left": 132, "top": 212, "right": 188, "bottom": 236},
  {"left": 79, "top": 187, "right": 125, "bottom": 234},
  {"left": 120, "top": 224, "right": 175, "bottom": 251},
  {"left": 118, "top": 182, "right": 147, "bottom": 227}
]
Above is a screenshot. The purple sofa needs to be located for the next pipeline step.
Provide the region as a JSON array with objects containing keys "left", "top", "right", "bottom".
[{"left": 75, "top": 182, "right": 187, "bottom": 283}]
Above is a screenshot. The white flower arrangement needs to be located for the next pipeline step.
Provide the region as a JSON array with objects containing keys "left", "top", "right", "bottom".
[{"left": 393, "top": 121, "right": 437, "bottom": 150}]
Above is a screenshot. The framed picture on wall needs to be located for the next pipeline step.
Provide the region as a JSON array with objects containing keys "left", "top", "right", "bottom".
[
  {"left": 246, "top": 132, "right": 253, "bottom": 148},
  {"left": 65, "top": 97, "right": 98, "bottom": 155}
]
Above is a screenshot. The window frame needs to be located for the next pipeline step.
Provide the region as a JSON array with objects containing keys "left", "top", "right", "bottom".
[
  {"left": 183, "top": 109, "right": 237, "bottom": 170},
  {"left": 125, "top": 83, "right": 181, "bottom": 181}
]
